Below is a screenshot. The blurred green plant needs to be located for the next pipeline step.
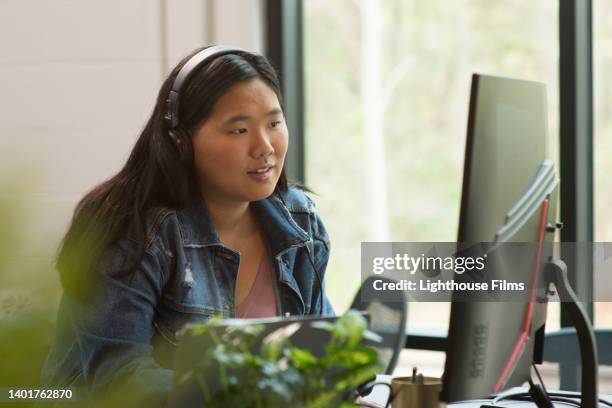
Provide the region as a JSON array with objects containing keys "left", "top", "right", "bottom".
[
  {"left": 177, "top": 310, "right": 382, "bottom": 408},
  {"left": 0, "top": 178, "right": 60, "bottom": 408}
]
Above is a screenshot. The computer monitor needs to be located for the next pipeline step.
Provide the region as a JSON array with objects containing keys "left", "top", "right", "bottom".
[{"left": 441, "top": 73, "right": 559, "bottom": 402}]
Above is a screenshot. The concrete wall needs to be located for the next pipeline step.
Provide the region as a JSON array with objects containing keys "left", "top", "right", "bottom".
[{"left": 0, "top": 0, "right": 265, "bottom": 284}]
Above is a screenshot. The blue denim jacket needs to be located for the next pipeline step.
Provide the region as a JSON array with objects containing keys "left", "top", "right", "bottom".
[{"left": 41, "top": 187, "right": 334, "bottom": 405}]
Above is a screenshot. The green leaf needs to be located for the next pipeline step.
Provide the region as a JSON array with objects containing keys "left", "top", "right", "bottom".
[{"left": 289, "top": 347, "right": 318, "bottom": 371}]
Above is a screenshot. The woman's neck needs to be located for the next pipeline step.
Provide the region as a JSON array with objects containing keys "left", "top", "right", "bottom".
[{"left": 202, "top": 194, "right": 258, "bottom": 242}]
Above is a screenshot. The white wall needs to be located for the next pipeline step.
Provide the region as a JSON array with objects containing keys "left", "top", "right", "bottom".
[{"left": 0, "top": 0, "right": 265, "bottom": 277}]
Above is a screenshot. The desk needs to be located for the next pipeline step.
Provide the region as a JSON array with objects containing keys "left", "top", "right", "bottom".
[{"left": 358, "top": 375, "right": 612, "bottom": 407}]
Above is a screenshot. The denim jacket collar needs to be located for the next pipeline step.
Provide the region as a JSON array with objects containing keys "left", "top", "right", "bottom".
[{"left": 176, "top": 193, "right": 311, "bottom": 257}]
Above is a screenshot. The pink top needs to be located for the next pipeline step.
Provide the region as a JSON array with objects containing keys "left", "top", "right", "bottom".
[{"left": 235, "top": 255, "right": 278, "bottom": 318}]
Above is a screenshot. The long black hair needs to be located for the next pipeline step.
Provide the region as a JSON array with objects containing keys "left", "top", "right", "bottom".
[{"left": 57, "top": 46, "right": 288, "bottom": 299}]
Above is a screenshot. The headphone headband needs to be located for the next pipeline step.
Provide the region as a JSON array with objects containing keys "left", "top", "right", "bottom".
[{"left": 165, "top": 45, "right": 245, "bottom": 130}]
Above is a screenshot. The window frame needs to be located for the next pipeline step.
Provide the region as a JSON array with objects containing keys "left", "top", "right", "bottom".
[
  {"left": 559, "top": 0, "right": 594, "bottom": 326},
  {"left": 265, "top": 0, "right": 305, "bottom": 183}
]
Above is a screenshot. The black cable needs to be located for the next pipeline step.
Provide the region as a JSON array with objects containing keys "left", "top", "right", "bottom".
[
  {"left": 493, "top": 390, "right": 612, "bottom": 407},
  {"left": 533, "top": 363, "right": 549, "bottom": 394},
  {"left": 495, "top": 393, "right": 580, "bottom": 407},
  {"left": 490, "top": 358, "right": 611, "bottom": 408},
  {"left": 532, "top": 361, "right": 612, "bottom": 407},
  {"left": 514, "top": 395, "right": 580, "bottom": 406},
  {"left": 528, "top": 373, "right": 554, "bottom": 408},
  {"left": 546, "top": 392, "right": 612, "bottom": 408},
  {"left": 547, "top": 396, "right": 580, "bottom": 406},
  {"left": 382, "top": 383, "right": 399, "bottom": 408}
]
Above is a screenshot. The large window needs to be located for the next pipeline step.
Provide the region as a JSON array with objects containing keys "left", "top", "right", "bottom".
[
  {"left": 594, "top": 0, "right": 612, "bottom": 329},
  {"left": 304, "top": 0, "right": 559, "bottom": 376},
  {"left": 305, "top": 0, "right": 559, "bottom": 318}
]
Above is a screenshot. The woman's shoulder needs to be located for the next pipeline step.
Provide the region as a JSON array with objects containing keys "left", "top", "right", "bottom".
[
  {"left": 91, "top": 206, "right": 179, "bottom": 285},
  {"left": 280, "top": 185, "right": 318, "bottom": 214},
  {"left": 278, "top": 185, "right": 329, "bottom": 247},
  {"left": 135, "top": 206, "right": 182, "bottom": 252}
]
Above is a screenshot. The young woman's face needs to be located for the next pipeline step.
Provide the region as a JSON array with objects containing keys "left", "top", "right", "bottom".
[{"left": 192, "top": 78, "right": 288, "bottom": 204}]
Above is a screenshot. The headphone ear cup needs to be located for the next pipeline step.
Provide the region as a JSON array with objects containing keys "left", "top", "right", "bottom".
[{"left": 169, "top": 128, "right": 193, "bottom": 165}]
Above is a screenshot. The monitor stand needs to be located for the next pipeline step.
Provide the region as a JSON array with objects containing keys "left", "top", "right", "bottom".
[
  {"left": 541, "top": 259, "right": 598, "bottom": 408},
  {"left": 474, "top": 258, "right": 599, "bottom": 408}
]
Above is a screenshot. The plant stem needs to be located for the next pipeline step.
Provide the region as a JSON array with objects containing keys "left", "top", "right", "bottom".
[{"left": 195, "top": 370, "right": 211, "bottom": 402}]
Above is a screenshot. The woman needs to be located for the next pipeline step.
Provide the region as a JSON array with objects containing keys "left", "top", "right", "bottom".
[{"left": 41, "top": 45, "right": 334, "bottom": 405}]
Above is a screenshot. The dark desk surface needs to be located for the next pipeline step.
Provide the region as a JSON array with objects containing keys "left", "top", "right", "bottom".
[{"left": 359, "top": 375, "right": 612, "bottom": 407}]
